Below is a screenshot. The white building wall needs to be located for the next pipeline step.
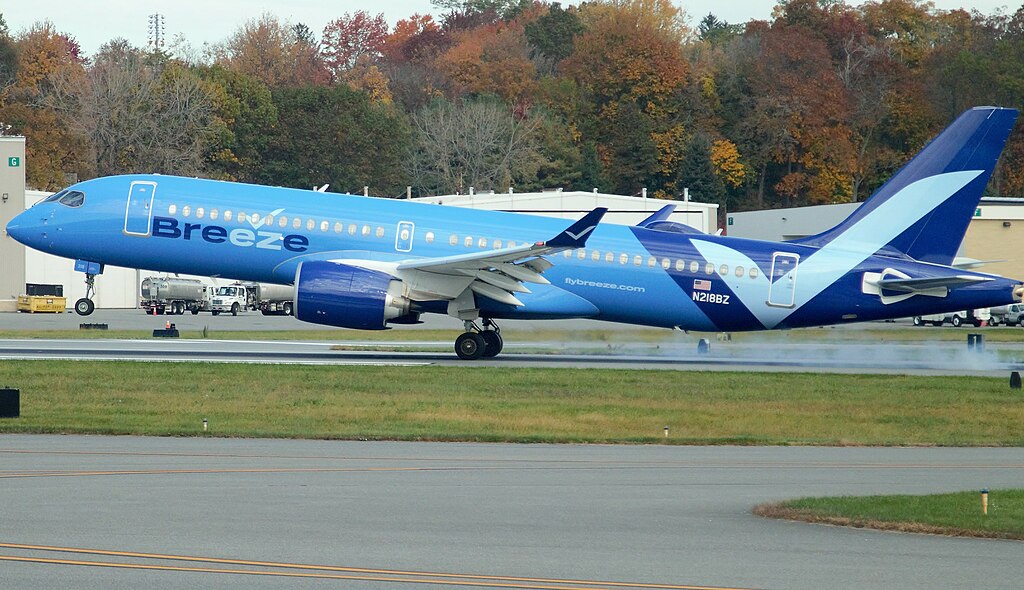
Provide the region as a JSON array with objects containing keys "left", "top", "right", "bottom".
[{"left": 414, "top": 190, "right": 718, "bottom": 233}]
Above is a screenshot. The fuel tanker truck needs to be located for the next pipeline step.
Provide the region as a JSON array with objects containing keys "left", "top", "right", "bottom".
[{"left": 140, "top": 277, "right": 212, "bottom": 315}]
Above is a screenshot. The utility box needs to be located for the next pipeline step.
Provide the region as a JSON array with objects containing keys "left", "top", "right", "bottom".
[
  {"left": 0, "top": 388, "right": 19, "bottom": 418},
  {"left": 17, "top": 295, "right": 67, "bottom": 313},
  {"left": 25, "top": 283, "right": 63, "bottom": 296}
]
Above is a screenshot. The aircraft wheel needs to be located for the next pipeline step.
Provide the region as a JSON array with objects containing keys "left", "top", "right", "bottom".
[
  {"left": 231, "top": 303, "right": 239, "bottom": 316},
  {"left": 480, "top": 331, "right": 503, "bottom": 358},
  {"left": 455, "top": 332, "right": 486, "bottom": 360},
  {"left": 951, "top": 315, "right": 962, "bottom": 327},
  {"left": 74, "top": 298, "right": 95, "bottom": 316},
  {"left": 912, "top": 316, "right": 922, "bottom": 326}
]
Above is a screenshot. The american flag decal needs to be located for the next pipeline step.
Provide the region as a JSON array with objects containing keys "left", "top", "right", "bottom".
[{"left": 693, "top": 279, "right": 711, "bottom": 291}]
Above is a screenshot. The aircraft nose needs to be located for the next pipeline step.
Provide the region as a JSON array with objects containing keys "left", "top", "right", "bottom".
[
  {"left": 5, "top": 208, "right": 49, "bottom": 249},
  {"left": 5, "top": 214, "right": 27, "bottom": 243}
]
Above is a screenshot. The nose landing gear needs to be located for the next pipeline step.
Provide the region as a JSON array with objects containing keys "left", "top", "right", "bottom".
[
  {"left": 454, "top": 319, "right": 504, "bottom": 360},
  {"left": 74, "top": 272, "right": 97, "bottom": 316}
]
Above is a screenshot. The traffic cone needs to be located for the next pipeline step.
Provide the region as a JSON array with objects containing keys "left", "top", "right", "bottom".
[{"left": 165, "top": 320, "right": 170, "bottom": 329}]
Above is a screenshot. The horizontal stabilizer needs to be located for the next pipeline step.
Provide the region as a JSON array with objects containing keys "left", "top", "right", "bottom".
[{"left": 876, "top": 275, "right": 993, "bottom": 293}]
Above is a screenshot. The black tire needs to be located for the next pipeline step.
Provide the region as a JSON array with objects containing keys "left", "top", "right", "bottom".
[
  {"left": 480, "top": 331, "right": 503, "bottom": 358},
  {"left": 455, "top": 332, "right": 486, "bottom": 360},
  {"left": 231, "top": 303, "right": 239, "bottom": 316},
  {"left": 191, "top": 307, "right": 200, "bottom": 315},
  {"left": 212, "top": 310, "right": 220, "bottom": 316},
  {"left": 990, "top": 317, "right": 999, "bottom": 326},
  {"left": 912, "top": 316, "right": 922, "bottom": 326},
  {"left": 74, "top": 298, "right": 95, "bottom": 316},
  {"left": 283, "top": 302, "right": 293, "bottom": 316},
  {"left": 951, "top": 315, "right": 962, "bottom": 327}
]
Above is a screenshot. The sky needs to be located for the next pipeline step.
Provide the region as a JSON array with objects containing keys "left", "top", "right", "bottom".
[{"left": 1, "top": 0, "right": 1016, "bottom": 57}]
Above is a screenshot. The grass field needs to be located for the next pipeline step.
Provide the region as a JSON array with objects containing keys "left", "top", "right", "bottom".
[
  {"left": 1, "top": 360, "right": 1023, "bottom": 444},
  {"left": 755, "top": 490, "right": 1024, "bottom": 540}
]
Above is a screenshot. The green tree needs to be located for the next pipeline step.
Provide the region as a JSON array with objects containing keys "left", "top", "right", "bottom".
[
  {"left": 199, "top": 65, "right": 278, "bottom": 182},
  {"left": 260, "top": 85, "right": 411, "bottom": 195},
  {"left": 524, "top": 3, "right": 584, "bottom": 65}
]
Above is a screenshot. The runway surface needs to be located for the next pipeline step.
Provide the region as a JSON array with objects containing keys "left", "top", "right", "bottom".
[
  {"left": 1, "top": 336, "right": 1022, "bottom": 375},
  {"left": 1, "top": 435, "right": 1022, "bottom": 590}
]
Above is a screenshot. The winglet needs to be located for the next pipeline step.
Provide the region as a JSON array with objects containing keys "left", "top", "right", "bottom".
[
  {"left": 636, "top": 204, "right": 676, "bottom": 227},
  {"left": 544, "top": 208, "right": 608, "bottom": 249}
]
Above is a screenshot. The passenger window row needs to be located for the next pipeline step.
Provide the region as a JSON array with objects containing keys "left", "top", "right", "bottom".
[
  {"left": 166, "top": 204, "right": 387, "bottom": 239},
  {"left": 164, "top": 203, "right": 759, "bottom": 279}
]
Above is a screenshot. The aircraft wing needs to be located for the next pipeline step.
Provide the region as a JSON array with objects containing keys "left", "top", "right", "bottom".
[
  {"left": 388, "top": 208, "right": 608, "bottom": 308},
  {"left": 875, "top": 275, "right": 994, "bottom": 293}
]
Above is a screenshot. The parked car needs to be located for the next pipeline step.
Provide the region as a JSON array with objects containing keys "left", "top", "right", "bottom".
[{"left": 912, "top": 308, "right": 990, "bottom": 327}]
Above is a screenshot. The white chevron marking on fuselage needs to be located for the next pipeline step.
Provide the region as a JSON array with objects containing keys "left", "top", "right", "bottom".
[{"left": 692, "top": 170, "right": 983, "bottom": 328}]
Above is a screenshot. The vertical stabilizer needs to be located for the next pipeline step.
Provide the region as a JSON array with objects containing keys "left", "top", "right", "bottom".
[{"left": 795, "top": 107, "right": 1018, "bottom": 264}]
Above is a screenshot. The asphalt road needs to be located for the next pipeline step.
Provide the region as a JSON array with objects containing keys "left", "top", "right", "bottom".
[{"left": 1, "top": 436, "right": 1022, "bottom": 590}]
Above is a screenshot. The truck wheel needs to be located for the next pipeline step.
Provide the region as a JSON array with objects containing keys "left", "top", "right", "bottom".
[
  {"left": 212, "top": 310, "right": 220, "bottom": 316},
  {"left": 283, "top": 302, "right": 293, "bottom": 316},
  {"left": 231, "top": 303, "right": 239, "bottom": 316},
  {"left": 191, "top": 307, "right": 200, "bottom": 315},
  {"left": 951, "top": 315, "right": 962, "bottom": 327},
  {"left": 912, "top": 316, "right": 922, "bottom": 326}
]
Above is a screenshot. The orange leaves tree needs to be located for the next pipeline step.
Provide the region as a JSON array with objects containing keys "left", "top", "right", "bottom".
[{"left": 561, "top": 0, "right": 692, "bottom": 197}]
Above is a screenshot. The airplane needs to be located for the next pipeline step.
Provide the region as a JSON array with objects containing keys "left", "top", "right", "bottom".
[{"left": 5, "top": 106, "right": 1022, "bottom": 360}]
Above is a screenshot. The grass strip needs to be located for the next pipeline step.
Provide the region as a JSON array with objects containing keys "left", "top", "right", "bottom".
[
  {"left": 1, "top": 361, "right": 1023, "bottom": 444},
  {"left": 755, "top": 490, "right": 1024, "bottom": 540}
]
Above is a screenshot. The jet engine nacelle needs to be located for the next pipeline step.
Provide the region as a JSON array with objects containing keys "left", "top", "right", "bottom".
[{"left": 294, "top": 260, "right": 412, "bottom": 330}]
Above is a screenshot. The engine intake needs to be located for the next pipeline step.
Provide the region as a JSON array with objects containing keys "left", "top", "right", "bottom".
[{"left": 295, "top": 261, "right": 411, "bottom": 330}]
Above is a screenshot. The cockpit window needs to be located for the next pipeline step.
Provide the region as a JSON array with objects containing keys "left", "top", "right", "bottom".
[
  {"left": 42, "top": 189, "right": 69, "bottom": 203},
  {"left": 58, "top": 191, "right": 85, "bottom": 208}
]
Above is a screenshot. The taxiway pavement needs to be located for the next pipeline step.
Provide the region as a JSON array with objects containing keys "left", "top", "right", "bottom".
[{"left": 1, "top": 436, "right": 1022, "bottom": 590}]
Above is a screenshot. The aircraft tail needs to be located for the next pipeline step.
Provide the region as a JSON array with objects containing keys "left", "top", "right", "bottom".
[{"left": 794, "top": 106, "right": 1018, "bottom": 265}]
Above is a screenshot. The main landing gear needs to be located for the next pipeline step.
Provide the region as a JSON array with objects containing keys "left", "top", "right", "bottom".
[
  {"left": 454, "top": 318, "right": 503, "bottom": 360},
  {"left": 74, "top": 273, "right": 97, "bottom": 316}
]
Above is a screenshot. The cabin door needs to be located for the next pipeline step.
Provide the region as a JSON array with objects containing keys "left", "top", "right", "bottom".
[
  {"left": 767, "top": 252, "right": 800, "bottom": 308},
  {"left": 124, "top": 181, "right": 158, "bottom": 236}
]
